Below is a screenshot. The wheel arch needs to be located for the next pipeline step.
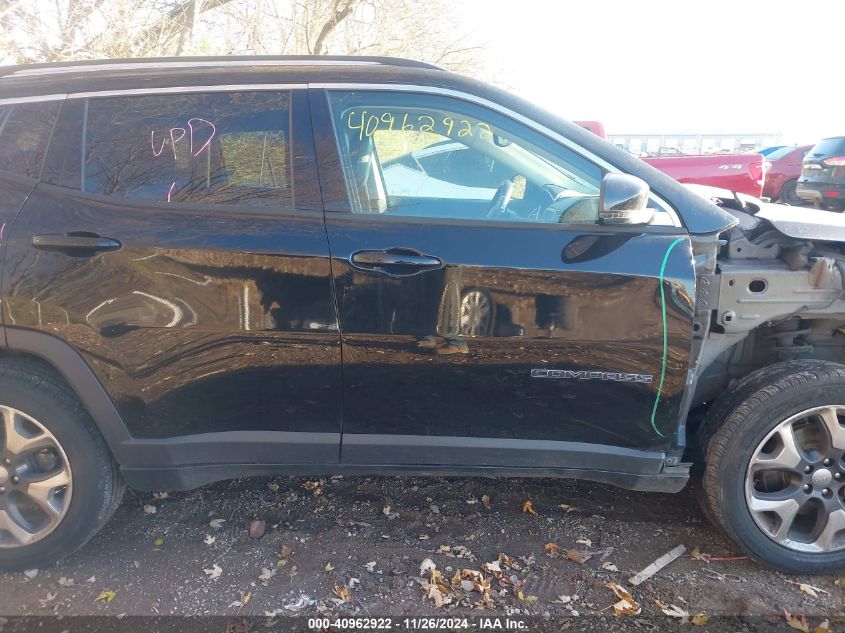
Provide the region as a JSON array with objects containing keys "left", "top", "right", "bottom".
[
  {"left": 778, "top": 177, "right": 798, "bottom": 201},
  {"left": 0, "top": 327, "right": 133, "bottom": 463}
]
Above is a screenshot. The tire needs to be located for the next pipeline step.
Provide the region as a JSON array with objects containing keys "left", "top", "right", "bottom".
[
  {"left": 778, "top": 179, "right": 803, "bottom": 206},
  {"left": 701, "top": 359, "right": 845, "bottom": 573},
  {"left": 0, "top": 358, "right": 124, "bottom": 570}
]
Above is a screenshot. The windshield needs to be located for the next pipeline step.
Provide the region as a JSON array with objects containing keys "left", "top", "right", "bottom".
[{"left": 764, "top": 146, "right": 799, "bottom": 161}]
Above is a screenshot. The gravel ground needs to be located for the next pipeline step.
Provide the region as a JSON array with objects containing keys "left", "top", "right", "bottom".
[{"left": 0, "top": 475, "right": 843, "bottom": 631}]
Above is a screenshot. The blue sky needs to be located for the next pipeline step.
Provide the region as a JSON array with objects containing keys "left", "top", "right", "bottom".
[{"left": 457, "top": 0, "right": 842, "bottom": 144}]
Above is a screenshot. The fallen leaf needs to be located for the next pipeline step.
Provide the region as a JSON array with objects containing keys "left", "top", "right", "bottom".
[
  {"left": 383, "top": 505, "right": 399, "bottom": 520},
  {"left": 203, "top": 564, "right": 222, "bottom": 580},
  {"left": 283, "top": 595, "right": 315, "bottom": 612},
  {"left": 58, "top": 577, "right": 74, "bottom": 587},
  {"left": 543, "top": 543, "right": 561, "bottom": 557},
  {"left": 203, "top": 534, "right": 216, "bottom": 546},
  {"left": 521, "top": 500, "right": 538, "bottom": 516},
  {"left": 422, "top": 582, "right": 449, "bottom": 607},
  {"left": 302, "top": 480, "right": 322, "bottom": 496},
  {"left": 786, "top": 581, "right": 830, "bottom": 598},
  {"left": 333, "top": 585, "right": 352, "bottom": 602},
  {"left": 690, "top": 546, "right": 711, "bottom": 562},
  {"left": 658, "top": 601, "right": 688, "bottom": 617},
  {"left": 324, "top": 562, "right": 334, "bottom": 572},
  {"left": 364, "top": 561, "right": 376, "bottom": 573},
  {"left": 37, "top": 592, "right": 57, "bottom": 608},
  {"left": 94, "top": 590, "right": 116, "bottom": 603},
  {"left": 229, "top": 591, "right": 252, "bottom": 608},
  {"left": 691, "top": 614, "right": 710, "bottom": 626},
  {"left": 565, "top": 549, "right": 593, "bottom": 565},
  {"left": 601, "top": 561, "right": 619, "bottom": 572},
  {"left": 482, "top": 494, "right": 491, "bottom": 510},
  {"left": 152, "top": 537, "right": 164, "bottom": 547},
  {"left": 607, "top": 581, "right": 640, "bottom": 616},
  {"left": 576, "top": 538, "right": 593, "bottom": 547},
  {"left": 143, "top": 505, "right": 157, "bottom": 515},
  {"left": 419, "top": 558, "right": 436, "bottom": 577},
  {"left": 259, "top": 568, "right": 276, "bottom": 586},
  {"left": 785, "top": 610, "right": 810, "bottom": 633},
  {"left": 279, "top": 545, "right": 294, "bottom": 559},
  {"left": 835, "top": 578, "right": 844, "bottom": 586},
  {"left": 209, "top": 518, "right": 225, "bottom": 529},
  {"left": 248, "top": 519, "right": 266, "bottom": 540},
  {"left": 815, "top": 619, "right": 831, "bottom": 633},
  {"left": 558, "top": 503, "right": 574, "bottom": 512},
  {"left": 482, "top": 560, "right": 502, "bottom": 575},
  {"left": 267, "top": 481, "right": 280, "bottom": 492}
]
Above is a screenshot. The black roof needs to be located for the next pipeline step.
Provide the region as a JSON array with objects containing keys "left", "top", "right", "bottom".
[{"left": 0, "top": 56, "right": 449, "bottom": 99}]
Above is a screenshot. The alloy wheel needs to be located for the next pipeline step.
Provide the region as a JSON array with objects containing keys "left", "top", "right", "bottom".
[
  {"left": 745, "top": 405, "right": 845, "bottom": 553},
  {"left": 458, "top": 290, "right": 492, "bottom": 337},
  {"left": 0, "top": 405, "right": 72, "bottom": 548}
]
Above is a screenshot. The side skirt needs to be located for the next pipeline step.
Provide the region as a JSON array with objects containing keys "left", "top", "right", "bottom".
[
  {"left": 119, "top": 432, "right": 687, "bottom": 493},
  {"left": 120, "top": 462, "right": 689, "bottom": 493}
]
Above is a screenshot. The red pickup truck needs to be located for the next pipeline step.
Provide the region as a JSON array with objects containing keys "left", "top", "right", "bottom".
[{"left": 574, "top": 122, "right": 766, "bottom": 197}]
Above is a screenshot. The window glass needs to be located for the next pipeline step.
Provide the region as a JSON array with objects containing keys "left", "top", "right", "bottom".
[
  {"left": 84, "top": 91, "right": 292, "bottom": 208},
  {"left": 327, "top": 91, "right": 605, "bottom": 224},
  {"left": 812, "top": 138, "right": 845, "bottom": 155},
  {"left": 764, "top": 146, "right": 799, "bottom": 161},
  {"left": 0, "top": 102, "right": 61, "bottom": 178},
  {"left": 42, "top": 99, "right": 84, "bottom": 189}
]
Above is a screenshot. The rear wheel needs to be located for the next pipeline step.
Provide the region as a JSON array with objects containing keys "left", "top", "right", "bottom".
[
  {"left": 779, "top": 180, "right": 803, "bottom": 206},
  {"left": 0, "top": 360, "right": 124, "bottom": 570},
  {"left": 702, "top": 360, "right": 845, "bottom": 572}
]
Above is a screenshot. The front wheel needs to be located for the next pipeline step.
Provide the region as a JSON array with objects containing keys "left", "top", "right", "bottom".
[{"left": 701, "top": 360, "right": 845, "bottom": 573}]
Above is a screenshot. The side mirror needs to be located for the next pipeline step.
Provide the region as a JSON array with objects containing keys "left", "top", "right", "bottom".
[{"left": 598, "top": 173, "right": 655, "bottom": 225}]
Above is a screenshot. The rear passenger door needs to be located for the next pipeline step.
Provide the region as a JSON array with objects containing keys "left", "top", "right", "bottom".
[{"left": 2, "top": 88, "right": 342, "bottom": 465}]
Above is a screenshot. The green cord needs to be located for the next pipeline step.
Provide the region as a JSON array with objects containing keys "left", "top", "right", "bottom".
[{"left": 650, "top": 237, "right": 686, "bottom": 437}]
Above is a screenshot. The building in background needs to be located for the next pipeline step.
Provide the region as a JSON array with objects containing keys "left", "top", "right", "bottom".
[{"left": 609, "top": 133, "right": 783, "bottom": 155}]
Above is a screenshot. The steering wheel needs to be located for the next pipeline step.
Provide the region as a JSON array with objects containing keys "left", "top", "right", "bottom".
[{"left": 486, "top": 179, "right": 514, "bottom": 219}]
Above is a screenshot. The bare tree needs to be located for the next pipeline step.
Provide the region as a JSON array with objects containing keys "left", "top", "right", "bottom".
[{"left": 0, "top": 0, "right": 487, "bottom": 76}]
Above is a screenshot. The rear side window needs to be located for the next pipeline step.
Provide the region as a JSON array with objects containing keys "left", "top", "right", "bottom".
[
  {"left": 83, "top": 91, "right": 293, "bottom": 209},
  {"left": 0, "top": 101, "right": 61, "bottom": 178}
]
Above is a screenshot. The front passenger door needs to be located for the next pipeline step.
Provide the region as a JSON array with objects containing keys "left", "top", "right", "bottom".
[{"left": 312, "top": 88, "right": 695, "bottom": 471}]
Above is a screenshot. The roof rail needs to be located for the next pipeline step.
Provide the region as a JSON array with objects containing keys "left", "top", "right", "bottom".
[{"left": 0, "top": 55, "right": 443, "bottom": 78}]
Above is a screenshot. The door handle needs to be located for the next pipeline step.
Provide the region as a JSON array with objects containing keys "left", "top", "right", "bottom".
[
  {"left": 350, "top": 249, "right": 443, "bottom": 274},
  {"left": 32, "top": 233, "right": 123, "bottom": 254}
]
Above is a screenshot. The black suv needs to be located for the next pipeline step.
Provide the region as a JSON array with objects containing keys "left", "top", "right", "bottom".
[
  {"left": 1, "top": 57, "right": 845, "bottom": 574},
  {"left": 797, "top": 136, "right": 845, "bottom": 210}
]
